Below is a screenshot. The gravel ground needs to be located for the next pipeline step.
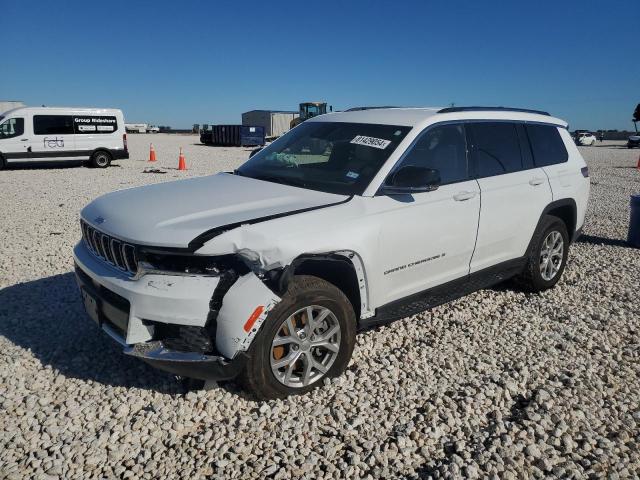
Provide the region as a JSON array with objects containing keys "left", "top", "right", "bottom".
[{"left": 1, "top": 136, "right": 639, "bottom": 479}]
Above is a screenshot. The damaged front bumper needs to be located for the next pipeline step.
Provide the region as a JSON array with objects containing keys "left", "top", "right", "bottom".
[
  {"left": 125, "top": 341, "right": 248, "bottom": 381},
  {"left": 73, "top": 241, "right": 279, "bottom": 381}
]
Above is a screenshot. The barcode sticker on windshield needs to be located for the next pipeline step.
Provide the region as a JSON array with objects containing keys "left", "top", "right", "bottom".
[{"left": 350, "top": 135, "right": 391, "bottom": 149}]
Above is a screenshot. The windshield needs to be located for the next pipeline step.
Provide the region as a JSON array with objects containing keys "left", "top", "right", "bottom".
[
  {"left": 236, "top": 122, "right": 411, "bottom": 195},
  {"left": 305, "top": 105, "right": 321, "bottom": 117}
]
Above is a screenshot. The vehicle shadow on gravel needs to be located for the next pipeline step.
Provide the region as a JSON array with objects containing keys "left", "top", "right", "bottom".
[
  {"left": 0, "top": 272, "right": 186, "bottom": 394},
  {"left": 3, "top": 161, "right": 121, "bottom": 170},
  {"left": 577, "top": 234, "right": 631, "bottom": 248}
]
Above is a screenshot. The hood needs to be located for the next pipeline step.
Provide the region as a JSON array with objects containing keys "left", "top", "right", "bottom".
[{"left": 81, "top": 173, "right": 348, "bottom": 248}]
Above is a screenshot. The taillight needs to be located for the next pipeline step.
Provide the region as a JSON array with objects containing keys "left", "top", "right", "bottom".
[
  {"left": 581, "top": 166, "right": 589, "bottom": 177},
  {"left": 123, "top": 133, "right": 128, "bottom": 152}
]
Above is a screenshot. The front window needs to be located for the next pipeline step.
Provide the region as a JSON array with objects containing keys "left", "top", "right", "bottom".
[
  {"left": 0, "top": 117, "right": 24, "bottom": 139},
  {"left": 392, "top": 124, "right": 469, "bottom": 185},
  {"left": 236, "top": 122, "right": 411, "bottom": 195},
  {"left": 305, "top": 105, "right": 321, "bottom": 117}
]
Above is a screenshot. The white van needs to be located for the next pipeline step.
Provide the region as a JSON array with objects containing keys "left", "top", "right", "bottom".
[{"left": 0, "top": 107, "right": 129, "bottom": 169}]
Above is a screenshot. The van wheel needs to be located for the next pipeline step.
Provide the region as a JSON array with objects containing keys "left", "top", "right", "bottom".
[
  {"left": 516, "top": 215, "right": 569, "bottom": 292},
  {"left": 241, "top": 275, "right": 356, "bottom": 400},
  {"left": 0, "top": 154, "right": 5, "bottom": 170},
  {"left": 91, "top": 151, "right": 112, "bottom": 168}
]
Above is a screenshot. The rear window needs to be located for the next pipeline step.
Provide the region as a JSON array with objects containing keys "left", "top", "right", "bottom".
[
  {"left": 526, "top": 124, "right": 568, "bottom": 166},
  {"left": 469, "top": 122, "right": 523, "bottom": 177},
  {"left": 34, "top": 115, "right": 74, "bottom": 135},
  {"left": 73, "top": 115, "right": 118, "bottom": 134}
]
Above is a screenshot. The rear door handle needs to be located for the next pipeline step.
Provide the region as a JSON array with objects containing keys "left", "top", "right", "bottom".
[
  {"left": 21, "top": 138, "right": 29, "bottom": 141},
  {"left": 453, "top": 191, "right": 476, "bottom": 201},
  {"left": 529, "top": 178, "right": 545, "bottom": 186}
]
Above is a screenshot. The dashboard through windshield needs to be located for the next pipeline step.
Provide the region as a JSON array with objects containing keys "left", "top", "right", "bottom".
[{"left": 236, "top": 122, "right": 411, "bottom": 195}]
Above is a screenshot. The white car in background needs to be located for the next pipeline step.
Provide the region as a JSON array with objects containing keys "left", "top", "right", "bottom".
[
  {"left": 125, "top": 123, "right": 159, "bottom": 134},
  {"left": 575, "top": 132, "right": 596, "bottom": 146},
  {"left": 74, "top": 106, "right": 590, "bottom": 399}
]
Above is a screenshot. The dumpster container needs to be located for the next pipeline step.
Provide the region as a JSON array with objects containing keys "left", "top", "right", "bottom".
[
  {"left": 628, "top": 194, "right": 640, "bottom": 248},
  {"left": 200, "top": 125, "right": 213, "bottom": 144},
  {"left": 210, "top": 125, "right": 265, "bottom": 146}
]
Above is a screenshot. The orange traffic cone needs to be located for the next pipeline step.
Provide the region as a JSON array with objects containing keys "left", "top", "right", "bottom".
[
  {"left": 149, "top": 144, "right": 156, "bottom": 162},
  {"left": 178, "top": 147, "right": 187, "bottom": 170}
]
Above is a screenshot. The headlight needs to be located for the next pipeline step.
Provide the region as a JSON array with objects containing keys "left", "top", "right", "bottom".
[{"left": 137, "top": 250, "right": 245, "bottom": 277}]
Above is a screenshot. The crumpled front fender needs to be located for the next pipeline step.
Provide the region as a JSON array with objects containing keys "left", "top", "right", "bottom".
[{"left": 216, "top": 272, "right": 281, "bottom": 359}]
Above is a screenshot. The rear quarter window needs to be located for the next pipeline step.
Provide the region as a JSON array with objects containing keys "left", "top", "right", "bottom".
[{"left": 526, "top": 124, "right": 568, "bottom": 167}]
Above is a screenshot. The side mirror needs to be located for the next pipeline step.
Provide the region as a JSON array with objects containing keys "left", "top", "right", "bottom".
[
  {"left": 380, "top": 165, "right": 441, "bottom": 195},
  {"left": 249, "top": 147, "right": 263, "bottom": 158}
]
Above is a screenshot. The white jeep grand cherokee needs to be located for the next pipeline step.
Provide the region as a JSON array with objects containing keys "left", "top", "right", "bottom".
[{"left": 74, "top": 106, "right": 590, "bottom": 399}]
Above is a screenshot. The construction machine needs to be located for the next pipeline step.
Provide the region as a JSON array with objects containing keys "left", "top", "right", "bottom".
[{"left": 290, "top": 102, "right": 331, "bottom": 129}]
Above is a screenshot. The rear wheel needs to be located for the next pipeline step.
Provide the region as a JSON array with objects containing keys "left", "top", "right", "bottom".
[
  {"left": 516, "top": 215, "right": 569, "bottom": 292},
  {"left": 0, "top": 154, "right": 5, "bottom": 170},
  {"left": 242, "top": 275, "right": 356, "bottom": 399},
  {"left": 91, "top": 150, "right": 112, "bottom": 168}
]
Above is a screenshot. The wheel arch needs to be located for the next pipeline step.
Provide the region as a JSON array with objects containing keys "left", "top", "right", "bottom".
[
  {"left": 545, "top": 199, "right": 577, "bottom": 241},
  {"left": 91, "top": 148, "right": 113, "bottom": 159},
  {"left": 527, "top": 198, "right": 577, "bottom": 255},
  {"left": 279, "top": 250, "right": 371, "bottom": 321}
]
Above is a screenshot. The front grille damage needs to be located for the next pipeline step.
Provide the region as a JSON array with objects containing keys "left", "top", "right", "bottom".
[
  {"left": 80, "top": 217, "right": 282, "bottom": 358},
  {"left": 81, "top": 220, "right": 138, "bottom": 275}
]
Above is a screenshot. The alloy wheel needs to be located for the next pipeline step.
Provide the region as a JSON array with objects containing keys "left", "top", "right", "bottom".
[
  {"left": 540, "top": 231, "right": 564, "bottom": 281},
  {"left": 270, "top": 305, "right": 341, "bottom": 388}
]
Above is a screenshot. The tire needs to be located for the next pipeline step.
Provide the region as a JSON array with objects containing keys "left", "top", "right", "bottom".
[
  {"left": 91, "top": 150, "right": 112, "bottom": 168},
  {"left": 0, "top": 154, "right": 5, "bottom": 170},
  {"left": 241, "top": 275, "right": 356, "bottom": 400},
  {"left": 516, "top": 215, "right": 569, "bottom": 292}
]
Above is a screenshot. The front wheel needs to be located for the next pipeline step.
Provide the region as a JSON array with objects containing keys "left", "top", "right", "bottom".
[
  {"left": 241, "top": 275, "right": 356, "bottom": 399},
  {"left": 91, "top": 150, "right": 112, "bottom": 168},
  {"left": 516, "top": 215, "right": 569, "bottom": 292}
]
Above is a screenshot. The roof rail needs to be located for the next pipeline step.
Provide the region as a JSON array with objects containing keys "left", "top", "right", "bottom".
[
  {"left": 437, "top": 106, "right": 550, "bottom": 116},
  {"left": 345, "top": 106, "right": 401, "bottom": 112}
]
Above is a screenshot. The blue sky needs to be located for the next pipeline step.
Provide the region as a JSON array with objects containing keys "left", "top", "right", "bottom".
[{"left": 2, "top": 1, "right": 638, "bottom": 130}]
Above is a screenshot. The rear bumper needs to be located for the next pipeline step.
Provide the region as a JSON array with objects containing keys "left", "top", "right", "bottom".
[
  {"left": 73, "top": 241, "right": 247, "bottom": 381},
  {"left": 111, "top": 149, "right": 129, "bottom": 160}
]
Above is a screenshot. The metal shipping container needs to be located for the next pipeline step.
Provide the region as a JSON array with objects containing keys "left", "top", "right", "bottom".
[
  {"left": 241, "top": 110, "right": 299, "bottom": 138},
  {"left": 207, "top": 125, "right": 265, "bottom": 146}
]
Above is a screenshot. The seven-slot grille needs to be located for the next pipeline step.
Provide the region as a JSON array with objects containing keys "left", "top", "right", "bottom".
[{"left": 81, "top": 220, "right": 138, "bottom": 275}]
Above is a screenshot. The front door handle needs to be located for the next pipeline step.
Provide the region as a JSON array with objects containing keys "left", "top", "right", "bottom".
[
  {"left": 529, "top": 178, "right": 545, "bottom": 186},
  {"left": 453, "top": 191, "right": 476, "bottom": 201},
  {"left": 21, "top": 138, "right": 29, "bottom": 141}
]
